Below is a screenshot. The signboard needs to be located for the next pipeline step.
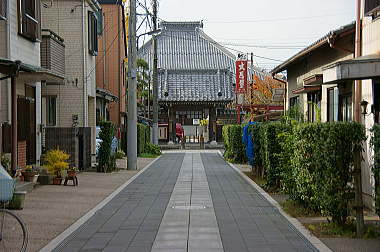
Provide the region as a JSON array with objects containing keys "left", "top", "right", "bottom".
[
  {"left": 193, "top": 119, "right": 200, "bottom": 125},
  {"left": 236, "top": 60, "right": 248, "bottom": 94}
]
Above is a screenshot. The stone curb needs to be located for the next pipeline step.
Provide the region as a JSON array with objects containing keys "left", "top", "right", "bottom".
[
  {"left": 217, "top": 151, "right": 332, "bottom": 252},
  {"left": 39, "top": 156, "right": 162, "bottom": 252}
]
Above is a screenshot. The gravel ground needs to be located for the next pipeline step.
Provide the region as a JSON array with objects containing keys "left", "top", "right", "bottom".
[
  {"left": 234, "top": 162, "right": 380, "bottom": 252},
  {"left": 10, "top": 157, "right": 156, "bottom": 252}
]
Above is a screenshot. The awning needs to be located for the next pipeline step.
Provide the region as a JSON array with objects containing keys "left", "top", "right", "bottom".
[
  {"left": 292, "top": 85, "right": 321, "bottom": 94},
  {"left": 323, "top": 54, "right": 380, "bottom": 84},
  {"left": 0, "top": 58, "right": 65, "bottom": 84},
  {"left": 96, "top": 87, "right": 119, "bottom": 102}
]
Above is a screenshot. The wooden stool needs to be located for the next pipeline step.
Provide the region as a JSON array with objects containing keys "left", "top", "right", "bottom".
[{"left": 64, "top": 175, "right": 78, "bottom": 186}]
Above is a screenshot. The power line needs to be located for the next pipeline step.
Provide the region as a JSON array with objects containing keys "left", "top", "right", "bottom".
[
  {"left": 156, "top": 32, "right": 286, "bottom": 62},
  {"left": 205, "top": 12, "right": 353, "bottom": 24},
  {"left": 219, "top": 42, "right": 306, "bottom": 49},
  {"left": 85, "top": 26, "right": 124, "bottom": 82}
]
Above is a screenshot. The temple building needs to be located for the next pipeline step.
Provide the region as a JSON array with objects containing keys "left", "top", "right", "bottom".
[{"left": 138, "top": 21, "right": 265, "bottom": 143}]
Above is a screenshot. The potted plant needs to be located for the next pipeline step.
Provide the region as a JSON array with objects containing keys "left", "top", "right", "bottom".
[
  {"left": 67, "top": 166, "right": 79, "bottom": 177},
  {"left": 43, "top": 148, "right": 70, "bottom": 185},
  {"left": 37, "top": 168, "right": 53, "bottom": 185},
  {"left": 21, "top": 165, "right": 39, "bottom": 182}
]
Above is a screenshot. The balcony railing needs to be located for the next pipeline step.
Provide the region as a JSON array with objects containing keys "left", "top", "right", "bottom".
[{"left": 40, "top": 29, "right": 65, "bottom": 77}]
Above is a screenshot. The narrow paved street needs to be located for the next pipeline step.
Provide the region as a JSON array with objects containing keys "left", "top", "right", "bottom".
[{"left": 51, "top": 152, "right": 318, "bottom": 252}]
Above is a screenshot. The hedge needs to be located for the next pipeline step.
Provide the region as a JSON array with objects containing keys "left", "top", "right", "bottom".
[
  {"left": 258, "top": 122, "right": 291, "bottom": 189},
  {"left": 98, "top": 121, "right": 115, "bottom": 172},
  {"left": 222, "top": 125, "right": 246, "bottom": 163},
  {"left": 137, "top": 123, "right": 151, "bottom": 155},
  {"left": 371, "top": 124, "right": 380, "bottom": 216},
  {"left": 292, "top": 122, "right": 365, "bottom": 224},
  {"left": 247, "top": 121, "right": 366, "bottom": 224}
]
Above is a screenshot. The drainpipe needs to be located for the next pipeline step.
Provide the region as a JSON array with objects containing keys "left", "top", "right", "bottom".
[
  {"left": 118, "top": 4, "right": 122, "bottom": 125},
  {"left": 6, "top": 1, "right": 11, "bottom": 122},
  {"left": 354, "top": 0, "right": 364, "bottom": 238},
  {"left": 11, "top": 76, "right": 17, "bottom": 172},
  {"left": 82, "top": 1, "right": 88, "bottom": 127}
]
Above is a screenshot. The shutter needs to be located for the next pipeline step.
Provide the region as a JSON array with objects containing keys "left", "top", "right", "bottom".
[
  {"left": 365, "top": 0, "right": 380, "bottom": 15},
  {"left": 94, "top": 16, "right": 98, "bottom": 54},
  {"left": 35, "top": 0, "right": 41, "bottom": 40},
  {"left": 96, "top": 10, "right": 103, "bottom": 35},
  {"left": 0, "top": 0, "right": 7, "bottom": 20},
  {"left": 88, "top": 11, "right": 92, "bottom": 53}
]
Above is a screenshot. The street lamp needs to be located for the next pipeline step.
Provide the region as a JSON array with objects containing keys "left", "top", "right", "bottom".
[
  {"left": 136, "top": 29, "right": 161, "bottom": 50},
  {"left": 360, "top": 100, "right": 369, "bottom": 115}
]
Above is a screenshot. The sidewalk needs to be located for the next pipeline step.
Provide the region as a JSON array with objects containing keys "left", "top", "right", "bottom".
[
  {"left": 235, "top": 163, "right": 380, "bottom": 252},
  {"left": 46, "top": 151, "right": 321, "bottom": 252},
  {"left": 12, "top": 158, "right": 155, "bottom": 252}
]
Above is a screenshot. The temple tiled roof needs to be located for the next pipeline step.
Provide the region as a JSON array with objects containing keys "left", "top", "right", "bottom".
[
  {"left": 158, "top": 69, "right": 233, "bottom": 102},
  {"left": 138, "top": 21, "right": 266, "bottom": 102}
]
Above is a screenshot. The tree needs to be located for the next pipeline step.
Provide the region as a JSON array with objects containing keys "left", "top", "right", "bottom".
[{"left": 137, "top": 58, "right": 150, "bottom": 116}]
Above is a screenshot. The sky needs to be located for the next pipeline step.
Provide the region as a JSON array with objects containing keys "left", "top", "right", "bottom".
[{"left": 154, "top": 0, "right": 356, "bottom": 72}]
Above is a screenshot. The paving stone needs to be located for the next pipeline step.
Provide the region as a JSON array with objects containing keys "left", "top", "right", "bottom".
[
  {"left": 201, "top": 153, "right": 318, "bottom": 252},
  {"left": 52, "top": 154, "right": 185, "bottom": 252}
]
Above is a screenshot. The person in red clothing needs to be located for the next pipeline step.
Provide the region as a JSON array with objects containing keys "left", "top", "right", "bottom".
[{"left": 175, "top": 123, "right": 184, "bottom": 143}]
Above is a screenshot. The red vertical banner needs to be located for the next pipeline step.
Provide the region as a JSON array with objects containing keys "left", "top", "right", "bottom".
[{"left": 236, "top": 60, "right": 248, "bottom": 94}]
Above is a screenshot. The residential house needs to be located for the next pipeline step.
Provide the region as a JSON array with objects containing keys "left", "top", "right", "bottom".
[
  {"left": 271, "top": 22, "right": 355, "bottom": 123},
  {"left": 138, "top": 21, "right": 268, "bottom": 143},
  {"left": 40, "top": 0, "right": 101, "bottom": 169},
  {"left": 322, "top": 0, "right": 380, "bottom": 209},
  {"left": 96, "top": 0, "right": 126, "bottom": 127},
  {"left": 0, "top": 0, "right": 64, "bottom": 170}
]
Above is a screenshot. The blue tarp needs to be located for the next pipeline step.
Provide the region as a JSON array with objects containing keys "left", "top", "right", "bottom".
[
  {"left": 0, "top": 164, "right": 14, "bottom": 202},
  {"left": 242, "top": 122, "right": 257, "bottom": 166}
]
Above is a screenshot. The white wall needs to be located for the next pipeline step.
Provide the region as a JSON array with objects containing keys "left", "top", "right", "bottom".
[{"left": 360, "top": 12, "right": 380, "bottom": 209}]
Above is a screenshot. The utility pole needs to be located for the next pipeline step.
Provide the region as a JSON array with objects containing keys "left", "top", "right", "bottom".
[
  {"left": 354, "top": 0, "right": 364, "bottom": 237},
  {"left": 152, "top": 0, "right": 159, "bottom": 145},
  {"left": 127, "top": 0, "right": 137, "bottom": 170}
]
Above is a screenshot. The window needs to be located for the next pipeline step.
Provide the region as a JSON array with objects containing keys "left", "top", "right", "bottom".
[
  {"left": 46, "top": 96, "right": 57, "bottom": 126},
  {"left": 339, "top": 94, "right": 352, "bottom": 122},
  {"left": 373, "top": 81, "right": 380, "bottom": 123},
  {"left": 42, "top": 96, "right": 56, "bottom": 126},
  {"left": 365, "top": 0, "right": 380, "bottom": 16},
  {"left": 327, "top": 87, "right": 339, "bottom": 122},
  {"left": 0, "top": 0, "right": 7, "bottom": 20},
  {"left": 289, "top": 96, "right": 299, "bottom": 107},
  {"left": 88, "top": 11, "right": 98, "bottom": 56},
  {"left": 17, "top": 0, "right": 41, "bottom": 41},
  {"left": 307, "top": 91, "right": 321, "bottom": 122}
]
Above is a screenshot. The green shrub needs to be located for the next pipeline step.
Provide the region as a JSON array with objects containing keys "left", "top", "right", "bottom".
[
  {"left": 114, "top": 150, "right": 125, "bottom": 159},
  {"left": 144, "top": 143, "right": 161, "bottom": 156},
  {"left": 259, "top": 122, "right": 292, "bottom": 190},
  {"left": 371, "top": 124, "right": 380, "bottom": 216},
  {"left": 98, "top": 121, "right": 115, "bottom": 172},
  {"left": 292, "top": 122, "right": 366, "bottom": 224},
  {"left": 137, "top": 123, "right": 151, "bottom": 155},
  {"left": 222, "top": 125, "right": 246, "bottom": 163},
  {"left": 250, "top": 124, "right": 262, "bottom": 167}
]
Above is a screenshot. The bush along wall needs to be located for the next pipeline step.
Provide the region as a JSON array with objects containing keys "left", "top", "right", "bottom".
[
  {"left": 98, "top": 121, "right": 115, "bottom": 172},
  {"left": 222, "top": 125, "right": 246, "bottom": 163},
  {"left": 248, "top": 121, "right": 366, "bottom": 225},
  {"left": 291, "top": 122, "right": 366, "bottom": 224},
  {"left": 137, "top": 123, "right": 150, "bottom": 155},
  {"left": 259, "top": 122, "right": 292, "bottom": 190},
  {"left": 371, "top": 124, "right": 380, "bottom": 216}
]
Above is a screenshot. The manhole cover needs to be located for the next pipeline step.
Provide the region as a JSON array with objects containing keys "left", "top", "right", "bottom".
[{"left": 172, "top": 205, "right": 207, "bottom": 210}]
